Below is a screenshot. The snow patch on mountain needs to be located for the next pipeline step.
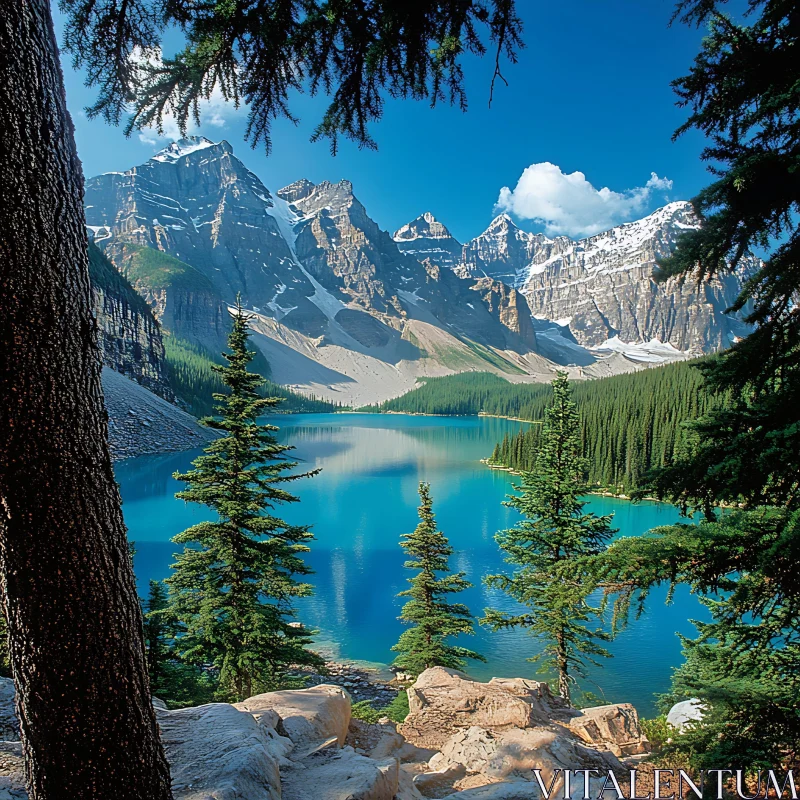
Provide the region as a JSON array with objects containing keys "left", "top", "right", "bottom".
[{"left": 151, "top": 137, "right": 217, "bottom": 163}]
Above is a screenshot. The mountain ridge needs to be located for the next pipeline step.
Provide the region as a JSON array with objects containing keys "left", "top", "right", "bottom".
[
  {"left": 84, "top": 136, "right": 750, "bottom": 404},
  {"left": 85, "top": 138, "right": 554, "bottom": 405}
]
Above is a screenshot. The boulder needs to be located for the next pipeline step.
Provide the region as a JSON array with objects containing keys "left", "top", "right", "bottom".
[
  {"left": 413, "top": 763, "right": 467, "bottom": 796},
  {"left": 157, "top": 702, "right": 282, "bottom": 800},
  {"left": 666, "top": 699, "right": 704, "bottom": 732},
  {"left": 281, "top": 746, "right": 399, "bottom": 800},
  {"left": 451, "top": 783, "right": 539, "bottom": 800},
  {"left": 0, "top": 680, "right": 19, "bottom": 742},
  {"left": 236, "top": 684, "right": 351, "bottom": 751},
  {"left": 569, "top": 704, "right": 650, "bottom": 757},
  {"left": 402, "top": 668, "right": 568, "bottom": 750},
  {"left": 429, "top": 725, "right": 622, "bottom": 789}
]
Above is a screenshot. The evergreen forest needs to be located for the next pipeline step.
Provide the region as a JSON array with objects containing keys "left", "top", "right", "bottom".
[{"left": 367, "top": 362, "right": 730, "bottom": 493}]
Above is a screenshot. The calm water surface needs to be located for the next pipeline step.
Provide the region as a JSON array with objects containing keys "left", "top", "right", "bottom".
[{"left": 117, "top": 413, "right": 703, "bottom": 716}]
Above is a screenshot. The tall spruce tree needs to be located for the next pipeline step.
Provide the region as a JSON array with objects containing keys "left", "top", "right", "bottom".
[
  {"left": 593, "top": 0, "right": 800, "bottom": 774},
  {"left": 3, "top": 2, "right": 524, "bottom": 792},
  {"left": 392, "top": 483, "right": 484, "bottom": 677},
  {"left": 168, "top": 301, "right": 323, "bottom": 702},
  {"left": 483, "top": 373, "right": 615, "bottom": 703}
]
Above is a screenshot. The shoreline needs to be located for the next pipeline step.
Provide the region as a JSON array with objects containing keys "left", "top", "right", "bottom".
[{"left": 481, "top": 460, "right": 667, "bottom": 505}]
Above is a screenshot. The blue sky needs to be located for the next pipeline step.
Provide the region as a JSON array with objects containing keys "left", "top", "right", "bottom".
[{"left": 58, "top": 1, "right": 720, "bottom": 243}]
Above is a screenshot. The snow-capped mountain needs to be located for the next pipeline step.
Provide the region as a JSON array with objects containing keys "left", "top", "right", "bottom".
[
  {"left": 397, "top": 202, "right": 752, "bottom": 353},
  {"left": 393, "top": 212, "right": 463, "bottom": 269},
  {"left": 84, "top": 138, "right": 548, "bottom": 405}
]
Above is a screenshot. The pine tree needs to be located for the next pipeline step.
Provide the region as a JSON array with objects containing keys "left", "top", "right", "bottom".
[
  {"left": 143, "top": 580, "right": 170, "bottom": 698},
  {"left": 168, "top": 300, "right": 324, "bottom": 702},
  {"left": 4, "top": 2, "right": 524, "bottom": 793},
  {"left": 391, "top": 482, "right": 485, "bottom": 677},
  {"left": 591, "top": 1, "right": 800, "bottom": 773},
  {"left": 142, "top": 580, "right": 215, "bottom": 709},
  {"left": 483, "top": 373, "right": 616, "bottom": 703}
]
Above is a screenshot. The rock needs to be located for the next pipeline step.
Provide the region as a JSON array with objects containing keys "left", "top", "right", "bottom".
[
  {"left": 429, "top": 725, "right": 621, "bottom": 787},
  {"left": 0, "top": 680, "right": 19, "bottom": 742},
  {"left": 156, "top": 702, "right": 281, "bottom": 800},
  {"left": 450, "top": 782, "right": 539, "bottom": 799},
  {"left": 281, "top": 746, "right": 399, "bottom": 800},
  {"left": 413, "top": 763, "right": 467, "bottom": 796},
  {"left": 102, "top": 367, "right": 216, "bottom": 460},
  {"left": 455, "top": 203, "right": 753, "bottom": 353},
  {"left": 152, "top": 696, "right": 168, "bottom": 711},
  {"left": 666, "top": 699, "right": 704, "bottom": 731},
  {"left": 236, "top": 684, "right": 351, "bottom": 751},
  {"left": 401, "top": 668, "right": 569, "bottom": 750},
  {"left": 569, "top": 703, "right": 650, "bottom": 757}
]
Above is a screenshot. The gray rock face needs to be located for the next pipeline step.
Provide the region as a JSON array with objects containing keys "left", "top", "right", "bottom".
[
  {"left": 85, "top": 137, "right": 315, "bottom": 316},
  {"left": 88, "top": 243, "right": 174, "bottom": 401},
  {"left": 451, "top": 203, "right": 752, "bottom": 352},
  {"left": 102, "top": 367, "right": 216, "bottom": 460},
  {"left": 156, "top": 702, "right": 283, "bottom": 800},
  {"left": 85, "top": 138, "right": 540, "bottom": 373},
  {"left": 393, "top": 212, "right": 463, "bottom": 270}
]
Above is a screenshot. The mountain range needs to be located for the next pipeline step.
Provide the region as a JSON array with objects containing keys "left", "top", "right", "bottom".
[{"left": 84, "top": 136, "right": 751, "bottom": 406}]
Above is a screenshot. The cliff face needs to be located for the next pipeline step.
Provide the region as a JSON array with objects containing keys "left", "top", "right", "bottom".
[
  {"left": 88, "top": 243, "right": 174, "bottom": 401},
  {"left": 393, "top": 211, "right": 463, "bottom": 270},
  {"left": 448, "top": 202, "right": 753, "bottom": 352},
  {"left": 84, "top": 139, "right": 542, "bottom": 390},
  {"left": 101, "top": 241, "right": 229, "bottom": 353}
]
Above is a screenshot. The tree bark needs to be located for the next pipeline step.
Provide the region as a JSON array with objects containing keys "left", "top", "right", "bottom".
[
  {"left": 556, "top": 632, "right": 570, "bottom": 704},
  {"left": 0, "top": 2, "right": 173, "bottom": 797}
]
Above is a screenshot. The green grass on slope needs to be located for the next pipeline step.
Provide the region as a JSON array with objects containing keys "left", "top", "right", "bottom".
[
  {"left": 115, "top": 243, "right": 216, "bottom": 293},
  {"left": 88, "top": 242, "right": 153, "bottom": 316},
  {"left": 164, "top": 335, "right": 335, "bottom": 417}
]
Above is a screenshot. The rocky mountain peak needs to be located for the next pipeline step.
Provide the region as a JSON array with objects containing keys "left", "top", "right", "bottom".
[
  {"left": 150, "top": 136, "right": 229, "bottom": 164},
  {"left": 277, "top": 178, "right": 316, "bottom": 203},
  {"left": 393, "top": 212, "right": 457, "bottom": 243},
  {"left": 393, "top": 212, "right": 462, "bottom": 269}
]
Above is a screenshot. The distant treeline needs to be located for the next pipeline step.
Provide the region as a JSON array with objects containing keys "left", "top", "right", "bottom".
[
  {"left": 164, "top": 335, "right": 335, "bottom": 417},
  {"left": 367, "top": 363, "right": 730, "bottom": 492}
]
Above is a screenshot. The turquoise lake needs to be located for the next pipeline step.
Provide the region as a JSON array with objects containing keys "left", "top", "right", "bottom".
[{"left": 116, "top": 413, "right": 704, "bottom": 717}]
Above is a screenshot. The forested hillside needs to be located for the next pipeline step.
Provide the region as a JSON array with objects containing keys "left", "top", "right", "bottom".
[
  {"left": 164, "top": 335, "right": 335, "bottom": 417},
  {"left": 367, "top": 363, "right": 730, "bottom": 492}
]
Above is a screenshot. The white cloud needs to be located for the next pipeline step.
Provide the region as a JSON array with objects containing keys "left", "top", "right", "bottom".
[
  {"left": 138, "top": 86, "right": 244, "bottom": 146},
  {"left": 131, "top": 48, "right": 245, "bottom": 147},
  {"left": 495, "top": 162, "right": 673, "bottom": 238}
]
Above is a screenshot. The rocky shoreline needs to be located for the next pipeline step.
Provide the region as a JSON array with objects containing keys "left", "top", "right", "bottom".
[
  {"left": 0, "top": 667, "right": 659, "bottom": 800},
  {"left": 301, "top": 661, "right": 405, "bottom": 707}
]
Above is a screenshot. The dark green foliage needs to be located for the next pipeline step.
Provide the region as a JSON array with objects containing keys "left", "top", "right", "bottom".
[
  {"left": 164, "top": 333, "right": 335, "bottom": 418},
  {"left": 590, "top": 2, "right": 800, "bottom": 773},
  {"left": 598, "top": 507, "right": 800, "bottom": 771},
  {"left": 392, "top": 483, "right": 484, "bottom": 677},
  {"left": 167, "top": 302, "right": 324, "bottom": 702},
  {"left": 370, "top": 362, "right": 728, "bottom": 493},
  {"left": 142, "top": 580, "right": 215, "bottom": 708},
  {"left": 659, "top": 0, "right": 800, "bottom": 398},
  {"left": 484, "top": 374, "right": 616, "bottom": 703},
  {"left": 351, "top": 692, "right": 409, "bottom": 724},
  {"left": 644, "top": 0, "right": 800, "bottom": 518},
  {"left": 62, "top": 0, "right": 523, "bottom": 156}
]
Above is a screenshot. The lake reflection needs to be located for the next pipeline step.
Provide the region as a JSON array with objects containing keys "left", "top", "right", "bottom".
[{"left": 117, "top": 413, "right": 702, "bottom": 716}]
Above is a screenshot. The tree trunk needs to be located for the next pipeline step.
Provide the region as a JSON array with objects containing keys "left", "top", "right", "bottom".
[
  {"left": 556, "top": 633, "right": 570, "bottom": 704},
  {"left": 0, "top": 2, "right": 173, "bottom": 797}
]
